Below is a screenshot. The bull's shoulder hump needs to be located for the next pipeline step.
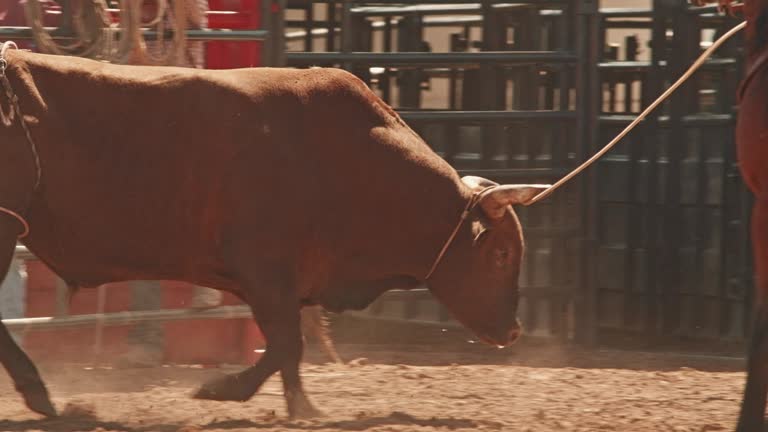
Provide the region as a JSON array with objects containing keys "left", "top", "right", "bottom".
[{"left": 292, "top": 67, "right": 404, "bottom": 125}]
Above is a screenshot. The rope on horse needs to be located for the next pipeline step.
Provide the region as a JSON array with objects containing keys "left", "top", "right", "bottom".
[{"left": 524, "top": 20, "right": 747, "bottom": 206}]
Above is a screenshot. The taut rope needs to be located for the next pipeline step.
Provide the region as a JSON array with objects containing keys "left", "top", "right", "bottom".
[
  {"left": 425, "top": 20, "right": 747, "bottom": 279},
  {"left": 524, "top": 20, "right": 747, "bottom": 206}
]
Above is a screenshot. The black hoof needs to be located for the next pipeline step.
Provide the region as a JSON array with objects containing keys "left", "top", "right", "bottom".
[
  {"left": 192, "top": 373, "right": 256, "bottom": 402},
  {"left": 21, "top": 386, "right": 56, "bottom": 417}
]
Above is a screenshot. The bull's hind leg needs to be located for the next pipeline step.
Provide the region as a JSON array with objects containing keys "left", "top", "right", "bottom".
[
  {"left": 737, "top": 199, "right": 768, "bottom": 432},
  {"left": 193, "top": 272, "right": 321, "bottom": 418},
  {"left": 0, "top": 232, "right": 55, "bottom": 417}
]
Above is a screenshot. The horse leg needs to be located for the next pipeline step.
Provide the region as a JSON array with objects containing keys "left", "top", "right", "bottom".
[
  {"left": 193, "top": 272, "right": 321, "bottom": 418},
  {"left": 737, "top": 199, "right": 768, "bottom": 432},
  {"left": 0, "top": 231, "right": 55, "bottom": 416}
]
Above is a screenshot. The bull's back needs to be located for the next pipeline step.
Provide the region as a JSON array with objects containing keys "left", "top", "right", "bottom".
[
  {"left": 19, "top": 55, "right": 424, "bottom": 287},
  {"left": 22, "top": 63, "right": 316, "bottom": 284}
]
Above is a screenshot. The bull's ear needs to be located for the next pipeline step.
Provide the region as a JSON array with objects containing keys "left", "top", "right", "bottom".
[
  {"left": 478, "top": 184, "right": 551, "bottom": 220},
  {"left": 461, "top": 175, "right": 498, "bottom": 191}
]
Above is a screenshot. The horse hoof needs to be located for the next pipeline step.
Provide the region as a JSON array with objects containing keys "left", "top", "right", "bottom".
[
  {"left": 22, "top": 388, "right": 56, "bottom": 417},
  {"left": 192, "top": 373, "right": 255, "bottom": 402}
]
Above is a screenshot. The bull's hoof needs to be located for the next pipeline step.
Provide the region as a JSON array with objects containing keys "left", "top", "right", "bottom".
[
  {"left": 192, "top": 373, "right": 256, "bottom": 402},
  {"left": 289, "top": 403, "right": 323, "bottom": 420},
  {"left": 21, "top": 386, "right": 56, "bottom": 417},
  {"left": 287, "top": 392, "right": 323, "bottom": 419}
]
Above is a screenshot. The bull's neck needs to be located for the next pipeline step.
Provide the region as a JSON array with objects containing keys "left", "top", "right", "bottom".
[{"left": 364, "top": 146, "right": 474, "bottom": 280}]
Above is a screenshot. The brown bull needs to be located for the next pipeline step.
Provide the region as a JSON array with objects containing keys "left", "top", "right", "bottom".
[{"left": 0, "top": 46, "right": 546, "bottom": 418}]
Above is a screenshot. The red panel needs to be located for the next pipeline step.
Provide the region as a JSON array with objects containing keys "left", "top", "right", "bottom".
[
  {"left": 23, "top": 263, "right": 134, "bottom": 362},
  {"left": 0, "top": 0, "right": 60, "bottom": 50},
  {"left": 161, "top": 281, "right": 263, "bottom": 365},
  {"left": 206, "top": 0, "right": 262, "bottom": 69},
  {"left": 21, "top": 262, "right": 265, "bottom": 365}
]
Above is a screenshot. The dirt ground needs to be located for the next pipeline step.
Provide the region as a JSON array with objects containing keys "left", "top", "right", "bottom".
[{"left": 0, "top": 340, "right": 752, "bottom": 432}]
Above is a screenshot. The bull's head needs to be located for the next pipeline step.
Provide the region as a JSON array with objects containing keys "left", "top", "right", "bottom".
[{"left": 426, "top": 176, "right": 548, "bottom": 347}]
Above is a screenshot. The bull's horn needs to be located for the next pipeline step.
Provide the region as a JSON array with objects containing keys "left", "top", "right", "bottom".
[
  {"left": 478, "top": 184, "right": 551, "bottom": 220},
  {"left": 461, "top": 175, "right": 498, "bottom": 190}
]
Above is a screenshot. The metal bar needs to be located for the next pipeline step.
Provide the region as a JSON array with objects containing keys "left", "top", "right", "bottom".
[
  {"left": 600, "top": 113, "right": 733, "bottom": 125},
  {"left": 327, "top": 1, "right": 338, "bottom": 51},
  {"left": 2, "top": 305, "right": 253, "bottom": 331},
  {"left": 660, "top": 2, "right": 691, "bottom": 334},
  {"left": 399, "top": 110, "right": 576, "bottom": 122},
  {"left": 0, "top": 27, "right": 269, "bottom": 41},
  {"left": 599, "top": 59, "right": 737, "bottom": 70},
  {"left": 600, "top": 5, "right": 721, "bottom": 17},
  {"left": 272, "top": 0, "right": 287, "bottom": 66},
  {"left": 575, "top": 0, "right": 600, "bottom": 346},
  {"left": 457, "top": 167, "right": 570, "bottom": 179},
  {"left": 381, "top": 18, "right": 393, "bottom": 103},
  {"left": 286, "top": 51, "right": 578, "bottom": 66},
  {"left": 643, "top": 0, "right": 666, "bottom": 341},
  {"left": 304, "top": 2, "right": 314, "bottom": 51},
  {"left": 348, "top": 0, "right": 569, "bottom": 6},
  {"left": 349, "top": 3, "right": 548, "bottom": 16},
  {"left": 396, "top": 14, "right": 423, "bottom": 109},
  {"left": 601, "top": 17, "right": 730, "bottom": 29}
]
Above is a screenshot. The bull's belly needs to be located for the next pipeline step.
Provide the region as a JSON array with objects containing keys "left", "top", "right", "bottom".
[{"left": 21, "top": 235, "right": 237, "bottom": 291}]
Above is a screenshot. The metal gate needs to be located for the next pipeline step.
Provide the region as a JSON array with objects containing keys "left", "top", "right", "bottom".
[{"left": 594, "top": 1, "right": 753, "bottom": 347}]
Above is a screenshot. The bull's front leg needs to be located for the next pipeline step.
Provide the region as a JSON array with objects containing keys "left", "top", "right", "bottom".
[
  {"left": 193, "top": 272, "right": 321, "bottom": 418},
  {"left": 0, "top": 228, "right": 55, "bottom": 417}
]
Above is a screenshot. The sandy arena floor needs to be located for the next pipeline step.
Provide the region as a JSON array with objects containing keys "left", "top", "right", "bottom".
[{"left": 0, "top": 342, "right": 751, "bottom": 432}]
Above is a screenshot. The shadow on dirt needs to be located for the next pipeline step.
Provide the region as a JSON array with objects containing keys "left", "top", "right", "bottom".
[
  {"left": 204, "top": 411, "right": 503, "bottom": 431},
  {"left": 0, "top": 411, "right": 502, "bottom": 432},
  {"left": 0, "top": 415, "right": 177, "bottom": 432}
]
